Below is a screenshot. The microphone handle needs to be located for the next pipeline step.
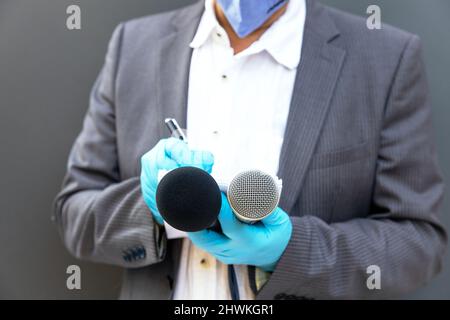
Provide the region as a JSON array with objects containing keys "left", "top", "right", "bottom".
[{"left": 208, "top": 219, "right": 223, "bottom": 234}]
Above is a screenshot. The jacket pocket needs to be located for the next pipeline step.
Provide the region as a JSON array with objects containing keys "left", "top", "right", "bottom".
[{"left": 309, "top": 142, "right": 372, "bottom": 170}]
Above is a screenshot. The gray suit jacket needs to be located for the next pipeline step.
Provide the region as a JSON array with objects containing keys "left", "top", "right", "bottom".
[{"left": 54, "top": 0, "right": 447, "bottom": 299}]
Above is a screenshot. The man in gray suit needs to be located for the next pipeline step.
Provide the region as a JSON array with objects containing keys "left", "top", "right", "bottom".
[{"left": 54, "top": 0, "right": 447, "bottom": 299}]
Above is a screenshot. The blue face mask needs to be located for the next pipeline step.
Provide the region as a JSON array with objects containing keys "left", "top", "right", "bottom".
[{"left": 217, "top": 0, "right": 288, "bottom": 38}]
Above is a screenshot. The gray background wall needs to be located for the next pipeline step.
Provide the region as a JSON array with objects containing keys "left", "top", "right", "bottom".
[{"left": 0, "top": 0, "right": 448, "bottom": 299}]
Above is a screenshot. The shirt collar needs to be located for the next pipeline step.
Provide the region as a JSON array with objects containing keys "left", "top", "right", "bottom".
[
  {"left": 189, "top": 0, "right": 307, "bottom": 70},
  {"left": 189, "top": 0, "right": 219, "bottom": 49}
]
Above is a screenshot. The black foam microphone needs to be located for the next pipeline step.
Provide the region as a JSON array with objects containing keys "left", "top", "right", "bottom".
[{"left": 156, "top": 166, "right": 222, "bottom": 232}]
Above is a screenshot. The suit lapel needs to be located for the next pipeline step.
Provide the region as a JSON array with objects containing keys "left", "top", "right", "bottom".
[
  {"left": 156, "top": 1, "right": 204, "bottom": 135},
  {"left": 277, "top": 0, "right": 346, "bottom": 213}
]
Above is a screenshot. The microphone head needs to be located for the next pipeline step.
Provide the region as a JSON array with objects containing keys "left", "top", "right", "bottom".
[
  {"left": 156, "top": 166, "right": 222, "bottom": 232},
  {"left": 227, "top": 170, "right": 280, "bottom": 222}
]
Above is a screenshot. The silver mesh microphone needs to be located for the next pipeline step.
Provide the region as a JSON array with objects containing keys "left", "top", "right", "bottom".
[{"left": 227, "top": 170, "right": 282, "bottom": 223}]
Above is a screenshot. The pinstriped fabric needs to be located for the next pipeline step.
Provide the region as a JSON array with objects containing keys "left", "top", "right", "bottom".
[
  {"left": 89, "top": 178, "right": 166, "bottom": 264},
  {"left": 54, "top": 0, "right": 446, "bottom": 300},
  {"left": 275, "top": 31, "right": 346, "bottom": 214},
  {"left": 256, "top": 1, "right": 446, "bottom": 299},
  {"left": 53, "top": 23, "right": 167, "bottom": 269}
]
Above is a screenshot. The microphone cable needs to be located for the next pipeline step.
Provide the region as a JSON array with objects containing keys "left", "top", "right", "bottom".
[{"left": 228, "top": 265, "right": 240, "bottom": 300}]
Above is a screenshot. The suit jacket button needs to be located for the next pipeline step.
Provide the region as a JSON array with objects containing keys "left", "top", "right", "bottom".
[{"left": 274, "top": 293, "right": 286, "bottom": 300}]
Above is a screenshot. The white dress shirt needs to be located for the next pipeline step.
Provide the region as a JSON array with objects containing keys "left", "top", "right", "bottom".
[{"left": 172, "top": 0, "right": 306, "bottom": 300}]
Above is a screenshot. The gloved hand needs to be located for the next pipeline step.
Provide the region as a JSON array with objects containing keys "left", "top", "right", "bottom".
[
  {"left": 140, "top": 138, "right": 214, "bottom": 225},
  {"left": 188, "top": 193, "right": 292, "bottom": 272}
]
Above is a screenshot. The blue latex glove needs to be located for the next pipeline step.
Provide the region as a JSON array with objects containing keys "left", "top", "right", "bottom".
[
  {"left": 188, "top": 193, "right": 293, "bottom": 272},
  {"left": 140, "top": 138, "right": 214, "bottom": 225}
]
